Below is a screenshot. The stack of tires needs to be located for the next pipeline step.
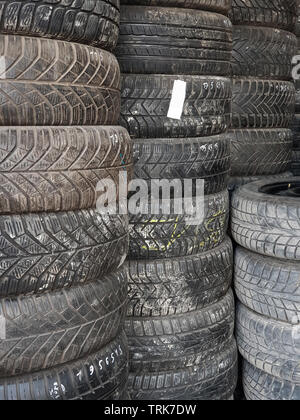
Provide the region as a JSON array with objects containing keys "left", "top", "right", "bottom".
[
  {"left": 229, "top": 0, "right": 297, "bottom": 190},
  {"left": 232, "top": 176, "right": 300, "bottom": 400},
  {"left": 117, "top": 0, "right": 238, "bottom": 400},
  {"left": 292, "top": 4, "right": 300, "bottom": 176},
  {"left": 0, "top": 1, "right": 133, "bottom": 400}
]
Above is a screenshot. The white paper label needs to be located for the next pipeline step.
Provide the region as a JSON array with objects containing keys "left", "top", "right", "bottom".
[{"left": 167, "top": 80, "right": 187, "bottom": 120}]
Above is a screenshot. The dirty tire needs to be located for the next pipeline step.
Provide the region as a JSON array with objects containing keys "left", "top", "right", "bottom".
[
  {"left": 129, "top": 190, "right": 229, "bottom": 260},
  {"left": 126, "top": 290, "right": 235, "bottom": 373},
  {"left": 230, "top": 0, "right": 297, "bottom": 31},
  {"left": 232, "top": 26, "right": 297, "bottom": 80},
  {"left": 0, "top": 210, "right": 129, "bottom": 298},
  {"left": 117, "top": 6, "right": 232, "bottom": 76},
  {"left": 228, "top": 172, "right": 293, "bottom": 193},
  {"left": 231, "top": 178, "right": 300, "bottom": 260},
  {"left": 236, "top": 303, "right": 300, "bottom": 384},
  {"left": 0, "top": 266, "right": 128, "bottom": 377},
  {"left": 0, "top": 35, "right": 120, "bottom": 126},
  {"left": 0, "top": 126, "right": 132, "bottom": 214},
  {"left": 0, "top": 332, "right": 129, "bottom": 400},
  {"left": 291, "top": 149, "right": 300, "bottom": 175},
  {"left": 121, "top": 75, "right": 231, "bottom": 139},
  {"left": 243, "top": 361, "right": 300, "bottom": 401},
  {"left": 120, "top": 0, "right": 231, "bottom": 13},
  {"left": 234, "top": 247, "right": 300, "bottom": 323},
  {"left": 128, "top": 339, "right": 238, "bottom": 400},
  {"left": 0, "top": 1, "right": 120, "bottom": 51},
  {"left": 232, "top": 79, "right": 295, "bottom": 129},
  {"left": 133, "top": 134, "right": 230, "bottom": 195},
  {"left": 127, "top": 237, "right": 233, "bottom": 317},
  {"left": 230, "top": 129, "right": 292, "bottom": 177},
  {"left": 292, "top": 114, "right": 300, "bottom": 147}
]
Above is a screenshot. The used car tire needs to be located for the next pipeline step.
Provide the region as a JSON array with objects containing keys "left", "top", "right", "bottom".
[
  {"left": 230, "top": 0, "right": 297, "bottom": 31},
  {"left": 0, "top": 210, "right": 129, "bottom": 297},
  {"left": 120, "top": 0, "right": 231, "bottom": 13},
  {"left": 129, "top": 190, "right": 229, "bottom": 260},
  {"left": 232, "top": 26, "right": 297, "bottom": 80},
  {"left": 116, "top": 6, "right": 232, "bottom": 76},
  {"left": 230, "top": 129, "right": 292, "bottom": 177},
  {"left": 0, "top": 0, "right": 120, "bottom": 51},
  {"left": 0, "top": 266, "right": 128, "bottom": 377},
  {"left": 121, "top": 75, "right": 231, "bottom": 139},
  {"left": 0, "top": 35, "right": 121, "bottom": 126},
  {"left": 0, "top": 332, "right": 129, "bottom": 400},
  {"left": 0, "top": 126, "right": 132, "bottom": 214},
  {"left": 127, "top": 237, "right": 233, "bottom": 317},
  {"left": 232, "top": 79, "right": 295, "bottom": 129},
  {"left": 234, "top": 246, "right": 300, "bottom": 324},
  {"left": 231, "top": 178, "right": 300, "bottom": 260},
  {"left": 133, "top": 134, "right": 230, "bottom": 195},
  {"left": 243, "top": 361, "right": 300, "bottom": 401}
]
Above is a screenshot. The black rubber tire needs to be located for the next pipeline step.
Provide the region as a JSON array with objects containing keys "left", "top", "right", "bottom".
[
  {"left": 230, "top": 0, "right": 297, "bottom": 31},
  {"left": 232, "top": 78, "right": 295, "bottom": 129},
  {"left": 120, "top": 0, "right": 231, "bottom": 13},
  {"left": 234, "top": 247, "right": 300, "bottom": 324},
  {"left": 231, "top": 177, "right": 300, "bottom": 260},
  {"left": 232, "top": 26, "right": 297, "bottom": 80},
  {"left": 127, "top": 237, "right": 233, "bottom": 317},
  {"left": 129, "top": 190, "right": 229, "bottom": 260},
  {"left": 0, "top": 1, "right": 120, "bottom": 51},
  {"left": 228, "top": 172, "right": 293, "bottom": 193},
  {"left": 0, "top": 210, "right": 129, "bottom": 298},
  {"left": 0, "top": 35, "right": 120, "bottom": 126},
  {"left": 121, "top": 75, "right": 231, "bottom": 139},
  {"left": 126, "top": 290, "right": 235, "bottom": 374},
  {"left": 133, "top": 134, "right": 230, "bottom": 196},
  {"left": 116, "top": 6, "right": 232, "bottom": 76},
  {"left": 0, "top": 126, "right": 132, "bottom": 214},
  {"left": 128, "top": 339, "right": 238, "bottom": 400},
  {"left": 236, "top": 303, "right": 300, "bottom": 384},
  {"left": 230, "top": 129, "right": 293, "bottom": 177},
  {"left": 0, "top": 266, "right": 128, "bottom": 377},
  {"left": 0, "top": 332, "right": 129, "bottom": 400},
  {"left": 292, "top": 114, "right": 300, "bottom": 147},
  {"left": 291, "top": 149, "right": 300, "bottom": 175},
  {"left": 243, "top": 361, "right": 300, "bottom": 401},
  {"left": 295, "top": 79, "right": 300, "bottom": 113}
]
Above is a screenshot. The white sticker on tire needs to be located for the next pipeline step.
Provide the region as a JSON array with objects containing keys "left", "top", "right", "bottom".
[{"left": 167, "top": 80, "right": 187, "bottom": 120}]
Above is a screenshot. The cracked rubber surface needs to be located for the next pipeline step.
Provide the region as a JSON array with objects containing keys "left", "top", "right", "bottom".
[
  {"left": 121, "top": 75, "right": 231, "bottom": 139},
  {"left": 0, "top": 1, "right": 120, "bottom": 50},
  {"left": 133, "top": 134, "right": 230, "bottom": 195},
  {"left": 230, "top": 0, "right": 297, "bottom": 31},
  {"left": 129, "top": 190, "right": 229, "bottom": 260},
  {"left": 232, "top": 79, "right": 295, "bottom": 129},
  {"left": 232, "top": 26, "right": 297, "bottom": 80},
  {"left": 116, "top": 6, "right": 232, "bottom": 76},
  {"left": 231, "top": 178, "right": 300, "bottom": 260},
  {"left": 230, "top": 129, "right": 292, "bottom": 177},
  {"left": 0, "top": 265, "right": 128, "bottom": 377},
  {"left": 127, "top": 237, "right": 233, "bottom": 317},
  {"left": 0, "top": 332, "right": 129, "bottom": 400},
  {"left": 234, "top": 246, "right": 300, "bottom": 324},
  {"left": 0, "top": 35, "right": 121, "bottom": 126},
  {"left": 0, "top": 126, "right": 133, "bottom": 214},
  {"left": 0, "top": 210, "right": 129, "bottom": 298}
]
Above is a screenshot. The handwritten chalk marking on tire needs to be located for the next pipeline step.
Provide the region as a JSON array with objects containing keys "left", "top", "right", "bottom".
[{"left": 167, "top": 80, "right": 187, "bottom": 120}]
